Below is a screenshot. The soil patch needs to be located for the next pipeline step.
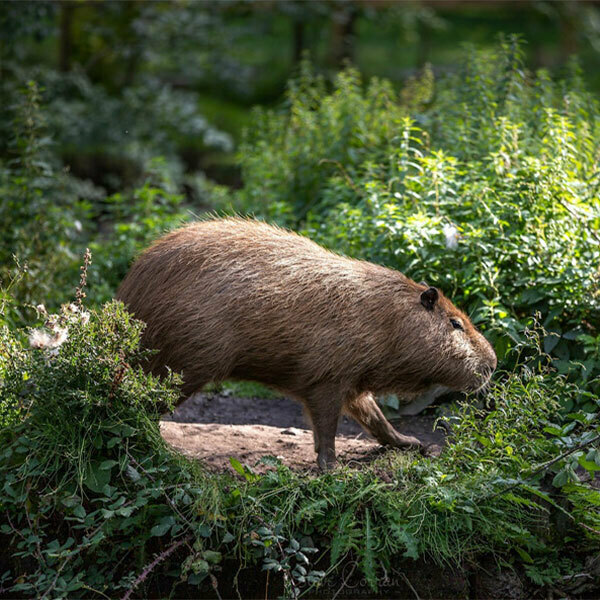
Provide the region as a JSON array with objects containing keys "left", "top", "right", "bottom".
[{"left": 161, "top": 392, "right": 445, "bottom": 472}]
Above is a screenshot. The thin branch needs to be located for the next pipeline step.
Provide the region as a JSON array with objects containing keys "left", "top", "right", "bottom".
[
  {"left": 120, "top": 535, "right": 192, "bottom": 600},
  {"left": 398, "top": 570, "right": 422, "bottom": 600},
  {"left": 318, "top": 159, "right": 359, "bottom": 194},
  {"left": 487, "top": 432, "right": 600, "bottom": 502},
  {"left": 331, "top": 559, "right": 357, "bottom": 600}
]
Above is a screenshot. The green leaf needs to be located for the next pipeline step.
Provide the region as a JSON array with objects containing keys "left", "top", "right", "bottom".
[
  {"left": 515, "top": 547, "right": 534, "bottom": 564},
  {"left": 188, "top": 572, "right": 208, "bottom": 585},
  {"left": 394, "top": 526, "right": 419, "bottom": 560},
  {"left": 552, "top": 467, "right": 578, "bottom": 488},
  {"left": 543, "top": 334, "right": 560, "bottom": 353},
  {"left": 361, "top": 509, "right": 377, "bottom": 591},
  {"left": 228, "top": 457, "right": 256, "bottom": 481},
  {"left": 475, "top": 434, "right": 491, "bottom": 448},
  {"left": 116, "top": 506, "right": 134, "bottom": 517},
  {"left": 229, "top": 457, "right": 246, "bottom": 477},
  {"left": 202, "top": 550, "right": 222, "bottom": 565},
  {"left": 151, "top": 516, "right": 176, "bottom": 537},
  {"left": 83, "top": 461, "right": 111, "bottom": 494},
  {"left": 578, "top": 457, "right": 600, "bottom": 473},
  {"left": 330, "top": 510, "right": 359, "bottom": 566}
]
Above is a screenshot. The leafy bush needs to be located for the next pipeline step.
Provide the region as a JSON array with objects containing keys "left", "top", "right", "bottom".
[
  {"left": 0, "top": 288, "right": 599, "bottom": 597},
  {"left": 1, "top": 0, "right": 236, "bottom": 192},
  {"left": 230, "top": 38, "right": 600, "bottom": 400},
  {"left": 39, "top": 68, "right": 232, "bottom": 190},
  {"left": 0, "top": 80, "right": 99, "bottom": 326},
  {"left": 86, "top": 158, "right": 189, "bottom": 306},
  {"left": 0, "top": 295, "right": 326, "bottom": 598},
  {"left": 235, "top": 59, "right": 431, "bottom": 223},
  {"left": 0, "top": 81, "right": 190, "bottom": 325}
]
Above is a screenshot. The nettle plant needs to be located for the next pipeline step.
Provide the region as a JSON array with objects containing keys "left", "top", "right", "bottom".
[{"left": 233, "top": 38, "right": 600, "bottom": 403}]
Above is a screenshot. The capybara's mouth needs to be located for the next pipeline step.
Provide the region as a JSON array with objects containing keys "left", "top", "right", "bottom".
[{"left": 467, "top": 363, "right": 495, "bottom": 393}]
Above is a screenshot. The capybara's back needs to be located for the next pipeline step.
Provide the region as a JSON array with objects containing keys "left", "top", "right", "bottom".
[{"left": 117, "top": 218, "right": 497, "bottom": 468}]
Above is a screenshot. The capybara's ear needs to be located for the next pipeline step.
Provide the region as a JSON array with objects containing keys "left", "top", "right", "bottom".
[{"left": 420, "top": 287, "right": 438, "bottom": 311}]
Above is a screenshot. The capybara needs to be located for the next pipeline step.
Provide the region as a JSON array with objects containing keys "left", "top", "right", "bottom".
[{"left": 117, "top": 218, "right": 497, "bottom": 469}]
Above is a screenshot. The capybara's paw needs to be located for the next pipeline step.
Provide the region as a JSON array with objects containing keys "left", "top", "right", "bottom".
[
  {"left": 393, "top": 433, "right": 423, "bottom": 450},
  {"left": 421, "top": 442, "right": 442, "bottom": 458},
  {"left": 317, "top": 450, "right": 337, "bottom": 471}
]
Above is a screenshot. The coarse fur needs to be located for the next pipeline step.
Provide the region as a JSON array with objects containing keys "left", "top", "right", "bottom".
[{"left": 117, "top": 218, "right": 497, "bottom": 468}]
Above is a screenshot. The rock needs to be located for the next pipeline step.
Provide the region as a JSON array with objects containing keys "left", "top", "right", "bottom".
[{"left": 281, "top": 427, "right": 303, "bottom": 436}]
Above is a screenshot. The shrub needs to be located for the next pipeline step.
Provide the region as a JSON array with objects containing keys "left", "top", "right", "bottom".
[
  {"left": 0, "top": 288, "right": 599, "bottom": 597},
  {"left": 230, "top": 38, "right": 600, "bottom": 400},
  {"left": 0, "top": 81, "right": 190, "bottom": 326},
  {"left": 0, "top": 81, "right": 98, "bottom": 326},
  {"left": 86, "top": 158, "right": 190, "bottom": 306},
  {"left": 234, "top": 59, "right": 429, "bottom": 224},
  {"left": 0, "top": 295, "right": 324, "bottom": 598}
]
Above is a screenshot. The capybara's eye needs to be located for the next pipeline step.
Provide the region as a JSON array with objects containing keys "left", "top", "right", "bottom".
[{"left": 450, "top": 318, "right": 463, "bottom": 331}]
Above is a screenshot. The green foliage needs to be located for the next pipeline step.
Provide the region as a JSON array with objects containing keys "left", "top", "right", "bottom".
[
  {"left": 0, "top": 300, "right": 193, "bottom": 597},
  {"left": 87, "top": 159, "right": 189, "bottom": 306},
  {"left": 232, "top": 38, "right": 600, "bottom": 397},
  {"left": 0, "top": 81, "right": 190, "bottom": 325},
  {"left": 0, "top": 298, "right": 327, "bottom": 598},
  {"left": 39, "top": 68, "right": 232, "bottom": 188},
  {"left": 1, "top": 2, "right": 239, "bottom": 197},
  {"left": 0, "top": 81, "right": 97, "bottom": 325},
  {"left": 2, "top": 28, "right": 600, "bottom": 599},
  {"left": 0, "top": 292, "right": 599, "bottom": 597},
  {"left": 235, "top": 60, "right": 427, "bottom": 223},
  {"left": 247, "top": 521, "right": 324, "bottom": 599}
]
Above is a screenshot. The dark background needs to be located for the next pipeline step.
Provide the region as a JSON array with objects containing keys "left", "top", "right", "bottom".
[{"left": 3, "top": 0, "right": 600, "bottom": 191}]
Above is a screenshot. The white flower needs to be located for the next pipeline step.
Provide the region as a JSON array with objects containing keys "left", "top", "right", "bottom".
[
  {"left": 80, "top": 311, "right": 90, "bottom": 325},
  {"left": 29, "top": 329, "right": 54, "bottom": 349},
  {"left": 29, "top": 326, "right": 68, "bottom": 350},
  {"left": 443, "top": 223, "right": 459, "bottom": 250},
  {"left": 52, "top": 327, "right": 68, "bottom": 347}
]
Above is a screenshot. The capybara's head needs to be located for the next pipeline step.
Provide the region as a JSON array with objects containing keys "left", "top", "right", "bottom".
[{"left": 401, "top": 284, "right": 497, "bottom": 394}]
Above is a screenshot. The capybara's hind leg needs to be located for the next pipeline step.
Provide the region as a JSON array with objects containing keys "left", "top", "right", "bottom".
[
  {"left": 302, "top": 385, "right": 344, "bottom": 470},
  {"left": 344, "top": 392, "right": 422, "bottom": 450}
]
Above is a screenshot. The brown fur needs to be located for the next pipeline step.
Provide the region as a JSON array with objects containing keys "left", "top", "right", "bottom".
[{"left": 117, "top": 218, "right": 497, "bottom": 468}]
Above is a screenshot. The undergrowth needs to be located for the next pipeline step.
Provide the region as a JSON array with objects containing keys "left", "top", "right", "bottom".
[
  {"left": 1, "top": 282, "right": 599, "bottom": 598},
  {"left": 0, "top": 81, "right": 190, "bottom": 329}
]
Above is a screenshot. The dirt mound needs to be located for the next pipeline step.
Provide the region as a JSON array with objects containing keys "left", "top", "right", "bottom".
[{"left": 161, "top": 393, "right": 445, "bottom": 472}]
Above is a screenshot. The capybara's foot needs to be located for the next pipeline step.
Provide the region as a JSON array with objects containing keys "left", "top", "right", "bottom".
[
  {"left": 391, "top": 432, "right": 423, "bottom": 450},
  {"left": 421, "top": 442, "right": 442, "bottom": 457},
  {"left": 317, "top": 448, "right": 337, "bottom": 471}
]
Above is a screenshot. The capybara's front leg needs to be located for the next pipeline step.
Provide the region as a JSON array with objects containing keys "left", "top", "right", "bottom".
[
  {"left": 302, "top": 385, "right": 344, "bottom": 470},
  {"left": 345, "top": 392, "right": 422, "bottom": 450}
]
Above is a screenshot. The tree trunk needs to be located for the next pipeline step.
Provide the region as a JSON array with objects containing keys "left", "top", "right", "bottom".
[
  {"left": 329, "top": 5, "right": 357, "bottom": 67},
  {"left": 59, "top": 1, "right": 74, "bottom": 72},
  {"left": 292, "top": 18, "right": 306, "bottom": 64}
]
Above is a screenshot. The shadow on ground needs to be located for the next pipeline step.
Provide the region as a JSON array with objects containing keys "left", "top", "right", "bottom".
[{"left": 161, "top": 392, "right": 445, "bottom": 472}]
